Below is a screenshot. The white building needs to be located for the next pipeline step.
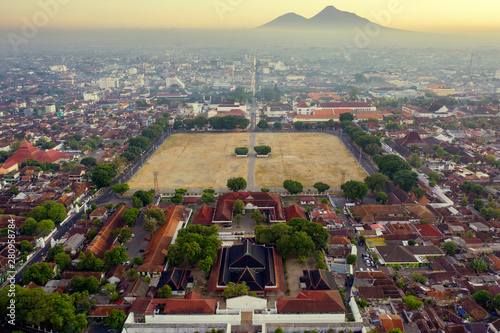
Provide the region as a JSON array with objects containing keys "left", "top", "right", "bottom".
[
  {"left": 83, "top": 92, "right": 100, "bottom": 101},
  {"left": 50, "top": 65, "right": 67, "bottom": 72},
  {"left": 45, "top": 105, "right": 56, "bottom": 113},
  {"left": 166, "top": 76, "right": 185, "bottom": 89},
  {"left": 93, "top": 77, "right": 120, "bottom": 89},
  {"left": 127, "top": 67, "right": 138, "bottom": 75}
]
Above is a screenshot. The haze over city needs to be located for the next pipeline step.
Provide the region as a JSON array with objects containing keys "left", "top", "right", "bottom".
[
  {"left": 1, "top": 1, "right": 500, "bottom": 333},
  {"left": 1, "top": 0, "right": 500, "bottom": 32}
]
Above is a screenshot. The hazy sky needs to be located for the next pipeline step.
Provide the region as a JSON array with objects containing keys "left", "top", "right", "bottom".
[{"left": 1, "top": 0, "right": 499, "bottom": 32}]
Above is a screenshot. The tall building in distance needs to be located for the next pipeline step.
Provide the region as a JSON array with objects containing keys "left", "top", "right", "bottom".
[{"left": 93, "top": 78, "right": 120, "bottom": 89}]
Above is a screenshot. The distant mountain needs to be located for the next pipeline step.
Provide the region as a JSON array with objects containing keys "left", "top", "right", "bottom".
[
  {"left": 259, "top": 5, "right": 384, "bottom": 31},
  {"left": 259, "top": 12, "right": 309, "bottom": 30}
]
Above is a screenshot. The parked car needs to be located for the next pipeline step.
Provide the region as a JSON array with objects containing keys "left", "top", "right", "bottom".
[
  {"left": 223, "top": 224, "right": 232, "bottom": 229},
  {"left": 139, "top": 249, "right": 146, "bottom": 252}
]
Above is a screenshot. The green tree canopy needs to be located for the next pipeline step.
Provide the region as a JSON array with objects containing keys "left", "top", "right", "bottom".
[
  {"left": 0, "top": 286, "right": 87, "bottom": 332},
  {"left": 313, "top": 182, "right": 330, "bottom": 193},
  {"left": 123, "top": 208, "right": 140, "bottom": 227},
  {"left": 133, "top": 190, "right": 154, "bottom": 207},
  {"left": 91, "top": 163, "right": 117, "bottom": 189},
  {"left": 470, "top": 258, "right": 489, "bottom": 273},
  {"left": 346, "top": 254, "right": 358, "bottom": 265},
  {"left": 200, "top": 192, "right": 215, "bottom": 203},
  {"left": 227, "top": 177, "right": 247, "bottom": 192},
  {"left": 339, "top": 113, "right": 354, "bottom": 122},
  {"left": 104, "top": 309, "right": 126, "bottom": 330},
  {"left": 80, "top": 157, "right": 97, "bottom": 168},
  {"left": 376, "top": 191, "right": 389, "bottom": 204},
  {"left": 233, "top": 199, "right": 244, "bottom": 215},
  {"left": 402, "top": 295, "right": 423, "bottom": 309},
  {"left": 235, "top": 147, "right": 249, "bottom": 155},
  {"left": 222, "top": 282, "right": 250, "bottom": 299},
  {"left": 37, "top": 219, "right": 55, "bottom": 236},
  {"left": 364, "top": 173, "right": 388, "bottom": 192},
  {"left": 23, "top": 262, "right": 55, "bottom": 286},
  {"left": 254, "top": 145, "right": 272, "bottom": 155},
  {"left": 157, "top": 285, "right": 172, "bottom": 298},
  {"left": 283, "top": 179, "right": 303, "bottom": 194},
  {"left": 373, "top": 154, "right": 411, "bottom": 179},
  {"left": 341, "top": 180, "right": 368, "bottom": 202},
  {"left": 472, "top": 290, "right": 491, "bottom": 308},
  {"left": 443, "top": 241, "right": 457, "bottom": 255},
  {"left": 20, "top": 218, "right": 38, "bottom": 236},
  {"left": 112, "top": 183, "right": 130, "bottom": 196},
  {"left": 393, "top": 170, "right": 419, "bottom": 192},
  {"left": 257, "top": 119, "right": 268, "bottom": 130},
  {"left": 76, "top": 252, "right": 103, "bottom": 271}
]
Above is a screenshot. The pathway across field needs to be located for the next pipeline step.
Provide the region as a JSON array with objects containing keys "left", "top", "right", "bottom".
[{"left": 128, "top": 131, "right": 369, "bottom": 193}]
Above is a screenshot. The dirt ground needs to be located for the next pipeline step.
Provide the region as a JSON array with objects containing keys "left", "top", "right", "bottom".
[
  {"left": 254, "top": 132, "right": 367, "bottom": 187},
  {"left": 284, "top": 255, "right": 317, "bottom": 297},
  {"left": 129, "top": 133, "right": 250, "bottom": 189}
]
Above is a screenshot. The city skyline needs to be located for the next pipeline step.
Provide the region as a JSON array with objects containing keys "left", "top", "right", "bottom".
[{"left": 1, "top": 0, "right": 499, "bottom": 33}]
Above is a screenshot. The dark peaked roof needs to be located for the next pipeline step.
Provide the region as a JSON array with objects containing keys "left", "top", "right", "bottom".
[
  {"left": 300, "top": 269, "right": 337, "bottom": 290},
  {"left": 217, "top": 238, "right": 278, "bottom": 292},
  {"left": 376, "top": 245, "right": 419, "bottom": 264},
  {"left": 395, "top": 131, "right": 428, "bottom": 146},
  {"left": 157, "top": 268, "right": 193, "bottom": 292}
]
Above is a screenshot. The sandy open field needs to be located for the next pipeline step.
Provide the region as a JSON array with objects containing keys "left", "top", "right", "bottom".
[
  {"left": 128, "top": 133, "right": 249, "bottom": 190},
  {"left": 254, "top": 132, "right": 366, "bottom": 187},
  {"left": 129, "top": 132, "right": 366, "bottom": 190}
]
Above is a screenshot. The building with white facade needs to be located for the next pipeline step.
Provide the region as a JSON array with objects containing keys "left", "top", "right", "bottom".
[{"left": 166, "top": 76, "right": 185, "bottom": 89}]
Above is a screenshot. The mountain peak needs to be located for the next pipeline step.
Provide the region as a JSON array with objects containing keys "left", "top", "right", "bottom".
[{"left": 259, "top": 5, "right": 379, "bottom": 30}]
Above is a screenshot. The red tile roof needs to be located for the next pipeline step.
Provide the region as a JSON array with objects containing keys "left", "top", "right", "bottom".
[
  {"left": 284, "top": 204, "right": 306, "bottom": 221},
  {"left": 162, "top": 298, "right": 216, "bottom": 314},
  {"left": 137, "top": 206, "right": 185, "bottom": 274},
  {"left": 4, "top": 141, "right": 73, "bottom": 165},
  {"left": 379, "top": 314, "right": 404, "bottom": 332},
  {"left": 415, "top": 224, "right": 444, "bottom": 238},
  {"left": 192, "top": 205, "right": 214, "bottom": 225},
  {"left": 214, "top": 192, "right": 284, "bottom": 222},
  {"left": 277, "top": 290, "right": 345, "bottom": 314},
  {"left": 85, "top": 205, "right": 127, "bottom": 258}
]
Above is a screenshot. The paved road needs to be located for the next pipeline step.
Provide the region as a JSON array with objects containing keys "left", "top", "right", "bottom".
[
  {"left": 247, "top": 132, "right": 257, "bottom": 190},
  {"left": 330, "top": 130, "right": 379, "bottom": 175},
  {"left": 11, "top": 210, "right": 85, "bottom": 284}
]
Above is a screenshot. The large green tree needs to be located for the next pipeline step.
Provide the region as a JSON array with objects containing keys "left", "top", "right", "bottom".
[
  {"left": 22, "top": 262, "right": 55, "bottom": 286},
  {"left": 254, "top": 145, "right": 272, "bottom": 155},
  {"left": 227, "top": 177, "right": 247, "bottom": 192},
  {"left": 112, "top": 183, "right": 129, "bottom": 196},
  {"left": 313, "top": 182, "right": 330, "bottom": 193},
  {"left": 373, "top": 154, "right": 411, "bottom": 179},
  {"left": 122, "top": 208, "right": 140, "bottom": 227},
  {"left": 443, "top": 241, "right": 457, "bottom": 255},
  {"left": 104, "top": 309, "right": 126, "bottom": 330},
  {"left": 0, "top": 286, "right": 87, "bottom": 332},
  {"left": 283, "top": 179, "right": 303, "bottom": 194},
  {"left": 376, "top": 191, "right": 389, "bottom": 204},
  {"left": 104, "top": 246, "right": 128, "bottom": 268},
  {"left": 341, "top": 180, "right": 368, "bottom": 202},
  {"left": 76, "top": 252, "right": 103, "bottom": 271},
  {"left": 364, "top": 173, "right": 388, "bottom": 192},
  {"left": 157, "top": 285, "right": 172, "bottom": 298},
  {"left": 393, "top": 170, "right": 419, "bottom": 192},
  {"left": 91, "top": 163, "right": 117, "bottom": 189}
]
